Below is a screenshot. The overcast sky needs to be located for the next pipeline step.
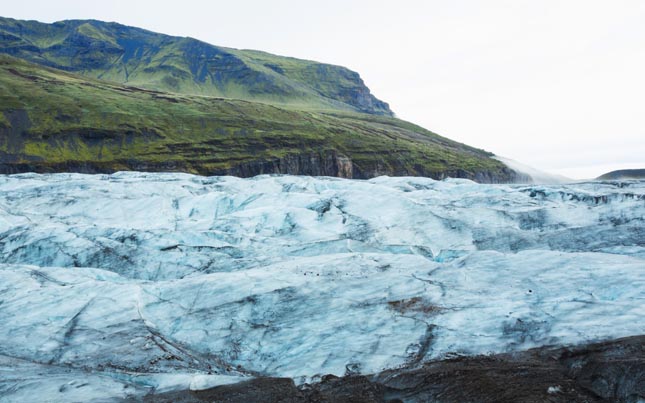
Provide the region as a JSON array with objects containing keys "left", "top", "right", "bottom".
[{"left": 4, "top": 0, "right": 644, "bottom": 178}]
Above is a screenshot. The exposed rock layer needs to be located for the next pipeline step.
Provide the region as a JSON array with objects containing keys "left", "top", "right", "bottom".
[{"left": 0, "top": 151, "right": 527, "bottom": 183}]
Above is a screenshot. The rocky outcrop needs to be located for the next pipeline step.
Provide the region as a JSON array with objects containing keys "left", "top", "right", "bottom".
[
  {"left": 302, "top": 63, "right": 392, "bottom": 116},
  {"left": 216, "top": 151, "right": 525, "bottom": 183},
  {"left": 139, "top": 335, "right": 645, "bottom": 403},
  {"left": 217, "top": 151, "right": 354, "bottom": 179}
]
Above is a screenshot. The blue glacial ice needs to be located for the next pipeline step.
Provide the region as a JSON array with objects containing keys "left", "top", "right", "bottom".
[{"left": 0, "top": 173, "right": 643, "bottom": 401}]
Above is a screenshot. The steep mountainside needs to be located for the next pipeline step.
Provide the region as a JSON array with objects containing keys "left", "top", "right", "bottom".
[
  {"left": 0, "top": 55, "right": 522, "bottom": 181},
  {"left": 0, "top": 17, "right": 392, "bottom": 115}
]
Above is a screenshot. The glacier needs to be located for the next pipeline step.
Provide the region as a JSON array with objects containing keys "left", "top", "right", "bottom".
[{"left": 0, "top": 172, "right": 643, "bottom": 401}]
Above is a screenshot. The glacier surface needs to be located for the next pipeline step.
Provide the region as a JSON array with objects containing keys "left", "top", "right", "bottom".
[{"left": 0, "top": 173, "right": 643, "bottom": 401}]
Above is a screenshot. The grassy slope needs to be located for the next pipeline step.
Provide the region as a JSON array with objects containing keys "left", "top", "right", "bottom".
[
  {"left": 0, "top": 55, "right": 511, "bottom": 179},
  {"left": 0, "top": 17, "right": 392, "bottom": 116}
]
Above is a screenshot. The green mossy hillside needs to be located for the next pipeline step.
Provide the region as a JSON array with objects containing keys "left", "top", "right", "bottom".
[
  {"left": 0, "top": 17, "right": 392, "bottom": 116},
  {"left": 0, "top": 55, "right": 516, "bottom": 181}
]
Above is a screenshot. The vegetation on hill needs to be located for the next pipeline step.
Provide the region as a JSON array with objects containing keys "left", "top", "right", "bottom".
[
  {"left": 0, "top": 17, "right": 392, "bottom": 115},
  {"left": 0, "top": 55, "right": 518, "bottom": 181}
]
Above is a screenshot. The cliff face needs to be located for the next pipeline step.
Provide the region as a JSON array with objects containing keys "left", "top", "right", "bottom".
[
  {"left": 0, "top": 17, "right": 393, "bottom": 116},
  {"left": 217, "top": 152, "right": 525, "bottom": 183},
  {"left": 0, "top": 151, "right": 524, "bottom": 184}
]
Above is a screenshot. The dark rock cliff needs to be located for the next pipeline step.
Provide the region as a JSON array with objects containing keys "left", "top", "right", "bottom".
[
  {"left": 218, "top": 151, "right": 527, "bottom": 183},
  {"left": 0, "top": 151, "right": 527, "bottom": 184}
]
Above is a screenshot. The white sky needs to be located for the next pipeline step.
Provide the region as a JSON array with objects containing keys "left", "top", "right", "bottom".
[{"left": 4, "top": 0, "right": 645, "bottom": 179}]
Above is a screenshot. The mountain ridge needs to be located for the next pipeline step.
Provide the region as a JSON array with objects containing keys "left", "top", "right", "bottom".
[
  {"left": 597, "top": 169, "right": 645, "bottom": 180},
  {"left": 0, "top": 16, "right": 392, "bottom": 116},
  {"left": 0, "top": 17, "right": 530, "bottom": 182},
  {"left": 0, "top": 54, "right": 523, "bottom": 182}
]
